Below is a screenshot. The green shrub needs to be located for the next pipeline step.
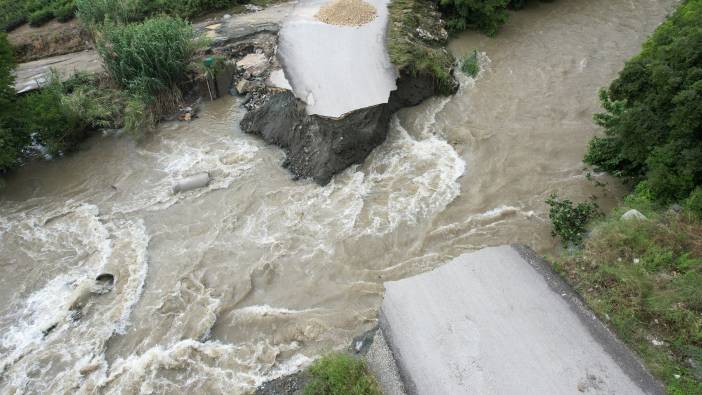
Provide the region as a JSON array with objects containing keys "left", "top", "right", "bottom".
[
  {"left": 0, "top": 32, "right": 28, "bottom": 172},
  {"left": 0, "top": 32, "right": 14, "bottom": 112},
  {"left": 96, "top": 17, "right": 198, "bottom": 94},
  {"left": 622, "top": 181, "right": 657, "bottom": 216},
  {"left": 76, "top": 0, "right": 148, "bottom": 25},
  {"left": 438, "top": 0, "right": 511, "bottom": 36},
  {"left": 303, "top": 353, "right": 381, "bottom": 395},
  {"left": 60, "top": 73, "right": 126, "bottom": 129},
  {"left": 28, "top": 8, "right": 55, "bottom": 27},
  {"left": 76, "top": 0, "right": 240, "bottom": 25},
  {"left": 546, "top": 193, "right": 599, "bottom": 245},
  {"left": 585, "top": 0, "right": 702, "bottom": 204},
  {"left": 21, "top": 83, "right": 85, "bottom": 156},
  {"left": 95, "top": 16, "right": 201, "bottom": 135},
  {"left": 686, "top": 188, "right": 702, "bottom": 219},
  {"left": 15, "top": 73, "right": 125, "bottom": 157},
  {"left": 55, "top": 4, "right": 77, "bottom": 22},
  {"left": 461, "top": 49, "right": 479, "bottom": 77},
  {"left": 1, "top": 0, "right": 77, "bottom": 31},
  {"left": 387, "top": 0, "right": 456, "bottom": 95}
]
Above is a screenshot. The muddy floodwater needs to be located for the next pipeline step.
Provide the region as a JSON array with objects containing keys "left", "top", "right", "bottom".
[{"left": 0, "top": 0, "right": 677, "bottom": 393}]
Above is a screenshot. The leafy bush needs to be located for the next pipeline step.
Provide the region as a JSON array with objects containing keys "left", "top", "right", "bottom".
[
  {"left": 21, "top": 82, "right": 87, "bottom": 156},
  {"left": 585, "top": 0, "right": 702, "bottom": 204},
  {"left": 76, "top": 0, "right": 241, "bottom": 25},
  {"left": 97, "top": 17, "right": 198, "bottom": 95},
  {"left": 303, "top": 353, "right": 381, "bottom": 395},
  {"left": 95, "top": 16, "right": 200, "bottom": 135},
  {"left": 28, "top": 9, "right": 55, "bottom": 27},
  {"left": 438, "top": 0, "right": 511, "bottom": 36},
  {"left": 0, "top": 33, "right": 28, "bottom": 172},
  {"left": 387, "top": 0, "right": 456, "bottom": 95},
  {"left": 1, "top": 0, "right": 76, "bottom": 31},
  {"left": 55, "top": 4, "right": 77, "bottom": 22},
  {"left": 461, "top": 49, "right": 479, "bottom": 77},
  {"left": 546, "top": 193, "right": 599, "bottom": 245},
  {"left": 75, "top": 0, "right": 147, "bottom": 26},
  {"left": 686, "top": 188, "right": 702, "bottom": 219},
  {"left": 437, "top": 0, "right": 544, "bottom": 36}
]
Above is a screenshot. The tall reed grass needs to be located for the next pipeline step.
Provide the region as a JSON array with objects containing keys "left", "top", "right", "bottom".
[{"left": 95, "top": 16, "right": 202, "bottom": 136}]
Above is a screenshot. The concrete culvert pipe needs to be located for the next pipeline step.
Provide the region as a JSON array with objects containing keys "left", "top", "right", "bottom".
[
  {"left": 93, "top": 273, "right": 115, "bottom": 295},
  {"left": 95, "top": 273, "right": 115, "bottom": 288},
  {"left": 173, "top": 172, "right": 210, "bottom": 194}
]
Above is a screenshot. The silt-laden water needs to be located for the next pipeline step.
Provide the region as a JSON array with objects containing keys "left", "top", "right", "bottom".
[{"left": 0, "top": 0, "right": 676, "bottom": 393}]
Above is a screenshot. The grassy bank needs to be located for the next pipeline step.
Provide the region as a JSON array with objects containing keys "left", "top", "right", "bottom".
[
  {"left": 387, "top": 0, "right": 456, "bottom": 94},
  {"left": 303, "top": 353, "right": 381, "bottom": 395},
  {"left": 0, "top": 11, "right": 205, "bottom": 174},
  {"left": 1, "top": 0, "right": 76, "bottom": 32},
  {"left": 551, "top": 194, "right": 702, "bottom": 394},
  {"left": 547, "top": 1, "right": 702, "bottom": 393}
]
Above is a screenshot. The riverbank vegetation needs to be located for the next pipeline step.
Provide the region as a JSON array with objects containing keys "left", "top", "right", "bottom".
[
  {"left": 437, "top": 0, "right": 550, "bottom": 36},
  {"left": 95, "top": 16, "right": 203, "bottom": 136},
  {"left": 0, "top": 35, "right": 125, "bottom": 170},
  {"left": 460, "top": 49, "right": 480, "bottom": 77},
  {"left": 75, "top": 0, "right": 248, "bottom": 26},
  {"left": 552, "top": 192, "right": 702, "bottom": 394},
  {"left": 1, "top": 0, "right": 76, "bottom": 32},
  {"left": 585, "top": 0, "right": 702, "bottom": 205},
  {"left": 302, "top": 353, "right": 381, "bottom": 395},
  {"left": 0, "top": 2, "right": 206, "bottom": 173},
  {"left": 549, "top": 1, "right": 702, "bottom": 392},
  {"left": 387, "top": 0, "right": 456, "bottom": 95}
]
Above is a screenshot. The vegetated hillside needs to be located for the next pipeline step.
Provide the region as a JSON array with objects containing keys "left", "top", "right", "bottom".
[
  {"left": 549, "top": 2, "right": 702, "bottom": 393},
  {"left": 0, "top": 10, "right": 204, "bottom": 173},
  {"left": 1, "top": 0, "right": 76, "bottom": 31},
  {"left": 585, "top": 0, "right": 702, "bottom": 204},
  {"left": 1, "top": 0, "right": 255, "bottom": 32},
  {"left": 437, "top": 0, "right": 551, "bottom": 36}
]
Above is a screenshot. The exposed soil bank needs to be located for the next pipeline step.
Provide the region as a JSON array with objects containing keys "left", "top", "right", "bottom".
[
  {"left": 0, "top": 0, "right": 678, "bottom": 393},
  {"left": 241, "top": 70, "right": 455, "bottom": 185},
  {"left": 241, "top": 0, "right": 457, "bottom": 184}
]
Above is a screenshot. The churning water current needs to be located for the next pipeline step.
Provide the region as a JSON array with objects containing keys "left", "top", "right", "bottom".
[{"left": 0, "top": 0, "right": 677, "bottom": 393}]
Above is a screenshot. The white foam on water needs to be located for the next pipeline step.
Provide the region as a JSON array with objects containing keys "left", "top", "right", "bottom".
[
  {"left": 111, "top": 131, "right": 261, "bottom": 215},
  {"left": 99, "top": 339, "right": 312, "bottom": 394},
  {"left": 429, "top": 205, "right": 529, "bottom": 237},
  {"left": 231, "top": 304, "right": 323, "bottom": 317},
  {"left": 0, "top": 205, "right": 151, "bottom": 394},
  {"left": 352, "top": 116, "right": 466, "bottom": 236}
]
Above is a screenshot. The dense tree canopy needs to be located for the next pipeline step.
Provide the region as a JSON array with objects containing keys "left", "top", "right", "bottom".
[
  {"left": 585, "top": 0, "right": 702, "bottom": 203},
  {"left": 437, "top": 0, "right": 544, "bottom": 36},
  {"left": 0, "top": 33, "right": 28, "bottom": 172}
]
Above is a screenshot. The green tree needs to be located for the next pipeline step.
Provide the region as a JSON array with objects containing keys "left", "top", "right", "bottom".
[
  {"left": 437, "top": 0, "right": 549, "bottom": 36},
  {"left": 438, "top": 0, "right": 511, "bottom": 36},
  {"left": 0, "top": 32, "right": 29, "bottom": 172},
  {"left": 585, "top": 0, "right": 702, "bottom": 203}
]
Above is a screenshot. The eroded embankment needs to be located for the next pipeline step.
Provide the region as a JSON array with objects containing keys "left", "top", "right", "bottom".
[
  {"left": 0, "top": 0, "right": 680, "bottom": 393},
  {"left": 240, "top": 0, "right": 457, "bottom": 185}
]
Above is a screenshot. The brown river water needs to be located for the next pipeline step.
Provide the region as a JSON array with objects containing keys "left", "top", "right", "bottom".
[{"left": 0, "top": 0, "right": 677, "bottom": 393}]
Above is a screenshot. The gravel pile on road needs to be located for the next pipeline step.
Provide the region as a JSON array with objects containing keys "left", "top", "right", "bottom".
[{"left": 315, "top": 0, "right": 377, "bottom": 27}]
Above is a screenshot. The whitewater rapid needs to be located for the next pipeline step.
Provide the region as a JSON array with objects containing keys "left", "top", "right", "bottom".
[
  {"left": 0, "top": 91, "right": 465, "bottom": 393},
  {"left": 0, "top": 0, "right": 677, "bottom": 392}
]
